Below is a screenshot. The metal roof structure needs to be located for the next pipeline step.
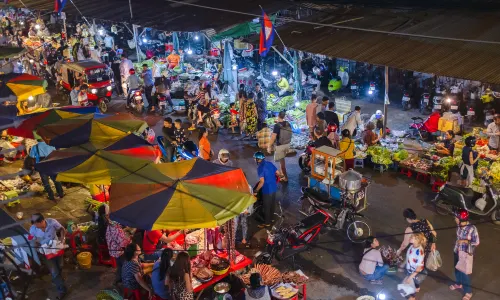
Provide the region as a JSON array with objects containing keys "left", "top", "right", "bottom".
[
  {"left": 266, "top": 7, "right": 500, "bottom": 83},
  {"left": 7, "top": 0, "right": 292, "bottom": 32}
]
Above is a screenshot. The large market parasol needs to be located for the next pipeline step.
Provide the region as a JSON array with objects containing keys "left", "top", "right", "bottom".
[
  {"left": 109, "top": 158, "right": 255, "bottom": 230},
  {"left": 37, "top": 113, "right": 148, "bottom": 148},
  {"left": 6, "top": 109, "right": 81, "bottom": 138},
  {"left": 0, "top": 73, "right": 48, "bottom": 104},
  {"left": 35, "top": 133, "right": 157, "bottom": 184}
]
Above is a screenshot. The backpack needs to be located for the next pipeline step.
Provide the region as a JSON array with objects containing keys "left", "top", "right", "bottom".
[{"left": 278, "top": 121, "right": 292, "bottom": 145}]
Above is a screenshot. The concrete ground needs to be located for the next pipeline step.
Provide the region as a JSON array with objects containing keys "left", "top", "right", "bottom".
[{"left": 3, "top": 91, "right": 500, "bottom": 300}]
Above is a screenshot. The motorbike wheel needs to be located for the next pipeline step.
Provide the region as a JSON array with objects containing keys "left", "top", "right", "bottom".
[
  {"left": 346, "top": 220, "right": 371, "bottom": 243},
  {"left": 98, "top": 101, "right": 108, "bottom": 113},
  {"left": 433, "top": 196, "right": 450, "bottom": 216},
  {"left": 298, "top": 156, "right": 311, "bottom": 173},
  {"left": 491, "top": 209, "right": 500, "bottom": 225},
  {"left": 402, "top": 102, "right": 408, "bottom": 111}
]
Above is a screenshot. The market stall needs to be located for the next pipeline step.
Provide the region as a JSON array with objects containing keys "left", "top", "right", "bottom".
[{"left": 0, "top": 73, "right": 50, "bottom": 115}]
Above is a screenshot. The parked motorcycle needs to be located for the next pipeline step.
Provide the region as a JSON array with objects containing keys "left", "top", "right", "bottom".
[
  {"left": 157, "top": 136, "right": 199, "bottom": 163},
  {"left": 404, "top": 117, "right": 430, "bottom": 140},
  {"left": 433, "top": 85, "right": 446, "bottom": 111},
  {"left": 300, "top": 187, "right": 371, "bottom": 243},
  {"left": 156, "top": 92, "right": 171, "bottom": 115},
  {"left": 298, "top": 140, "right": 315, "bottom": 173},
  {"left": 128, "top": 89, "right": 144, "bottom": 113},
  {"left": 402, "top": 91, "right": 411, "bottom": 111},
  {"left": 433, "top": 175, "right": 500, "bottom": 225},
  {"left": 201, "top": 107, "right": 221, "bottom": 133},
  {"left": 367, "top": 81, "right": 377, "bottom": 102},
  {"left": 351, "top": 79, "right": 360, "bottom": 99},
  {"left": 420, "top": 93, "right": 431, "bottom": 114},
  {"left": 254, "top": 208, "right": 331, "bottom": 264}
]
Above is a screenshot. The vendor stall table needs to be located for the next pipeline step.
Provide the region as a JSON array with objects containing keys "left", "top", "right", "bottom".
[{"left": 193, "top": 256, "right": 252, "bottom": 293}]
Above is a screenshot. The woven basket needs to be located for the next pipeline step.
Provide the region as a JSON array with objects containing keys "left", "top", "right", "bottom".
[{"left": 96, "top": 289, "right": 123, "bottom": 300}]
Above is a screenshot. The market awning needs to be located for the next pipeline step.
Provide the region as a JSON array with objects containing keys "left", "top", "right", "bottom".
[
  {"left": 10, "top": 0, "right": 290, "bottom": 31},
  {"left": 252, "top": 8, "right": 500, "bottom": 84},
  {"left": 211, "top": 15, "right": 277, "bottom": 42},
  {"left": 0, "top": 47, "right": 26, "bottom": 59}
]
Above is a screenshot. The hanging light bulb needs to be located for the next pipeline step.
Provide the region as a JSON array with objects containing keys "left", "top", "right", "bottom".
[
  {"left": 35, "top": 24, "right": 41, "bottom": 30},
  {"left": 232, "top": 64, "right": 237, "bottom": 70},
  {"left": 19, "top": 21, "right": 24, "bottom": 25},
  {"left": 295, "top": 101, "right": 300, "bottom": 107},
  {"left": 28, "top": 96, "right": 34, "bottom": 102},
  {"left": 194, "top": 34, "right": 199, "bottom": 40},
  {"left": 98, "top": 29, "right": 104, "bottom": 36},
  {"left": 187, "top": 49, "right": 193, "bottom": 55},
  {"left": 272, "top": 70, "right": 278, "bottom": 76},
  {"left": 142, "top": 38, "right": 148, "bottom": 43}
]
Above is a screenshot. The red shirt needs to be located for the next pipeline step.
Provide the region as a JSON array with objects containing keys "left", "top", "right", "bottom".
[
  {"left": 424, "top": 112, "right": 441, "bottom": 133},
  {"left": 142, "top": 230, "right": 163, "bottom": 254}
]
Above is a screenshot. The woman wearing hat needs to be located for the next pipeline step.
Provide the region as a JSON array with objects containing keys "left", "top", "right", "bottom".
[{"left": 244, "top": 273, "right": 272, "bottom": 300}]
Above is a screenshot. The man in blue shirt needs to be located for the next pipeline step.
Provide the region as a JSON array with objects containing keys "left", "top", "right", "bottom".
[
  {"left": 29, "top": 140, "right": 64, "bottom": 201},
  {"left": 141, "top": 64, "right": 155, "bottom": 112},
  {"left": 30, "top": 213, "right": 67, "bottom": 298},
  {"left": 69, "top": 84, "right": 80, "bottom": 106},
  {"left": 253, "top": 151, "right": 282, "bottom": 227}
]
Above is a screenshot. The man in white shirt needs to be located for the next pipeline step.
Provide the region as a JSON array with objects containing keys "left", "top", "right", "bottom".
[
  {"left": 485, "top": 115, "right": 500, "bottom": 150},
  {"left": 103, "top": 33, "right": 114, "bottom": 50},
  {"left": 151, "top": 56, "right": 163, "bottom": 86},
  {"left": 90, "top": 45, "right": 101, "bottom": 62},
  {"left": 342, "top": 105, "right": 363, "bottom": 137},
  {"left": 119, "top": 54, "right": 133, "bottom": 97}
]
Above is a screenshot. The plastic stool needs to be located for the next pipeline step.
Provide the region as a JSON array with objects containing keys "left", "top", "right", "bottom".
[
  {"left": 354, "top": 158, "right": 364, "bottom": 168},
  {"left": 123, "top": 288, "right": 141, "bottom": 300},
  {"left": 373, "top": 163, "right": 387, "bottom": 173},
  {"left": 98, "top": 244, "right": 116, "bottom": 268},
  {"left": 400, "top": 168, "right": 412, "bottom": 178},
  {"left": 416, "top": 172, "right": 430, "bottom": 183}
]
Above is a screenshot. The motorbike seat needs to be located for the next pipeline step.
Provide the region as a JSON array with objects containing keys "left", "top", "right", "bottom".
[
  {"left": 296, "top": 212, "right": 326, "bottom": 235},
  {"left": 444, "top": 185, "right": 479, "bottom": 209},
  {"left": 303, "top": 187, "right": 331, "bottom": 206}
]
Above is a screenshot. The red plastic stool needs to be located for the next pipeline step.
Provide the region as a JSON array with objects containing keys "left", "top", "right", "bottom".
[
  {"left": 416, "top": 172, "right": 430, "bottom": 183},
  {"left": 400, "top": 168, "right": 412, "bottom": 178},
  {"left": 123, "top": 288, "right": 141, "bottom": 300},
  {"left": 66, "top": 230, "right": 91, "bottom": 256},
  {"left": 98, "top": 244, "right": 116, "bottom": 268}
]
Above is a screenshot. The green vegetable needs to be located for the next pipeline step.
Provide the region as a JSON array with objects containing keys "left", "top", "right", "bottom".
[
  {"left": 491, "top": 161, "right": 500, "bottom": 183},
  {"left": 368, "top": 146, "right": 393, "bottom": 166},
  {"left": 267, "top": 95, "right": 295, "bottom": 112},
  {"left": 476, "top": 160, "right": 490, "bottom": 177},
  {"left": 392, "top": 149, "right": 408, "bottom": 162}
]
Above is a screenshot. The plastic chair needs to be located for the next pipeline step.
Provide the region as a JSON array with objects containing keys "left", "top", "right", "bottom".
[
  {"left": 98, "top": 244, "right": 116, "bottom": 268},
  {"left": 123, "top": 288, "right": 141, "bottom": 300},
  {"left": 373, "top": 163, "right": 387, "bottom": 173},
  {"left": 354, "top": 158, "right": 364, "bottom": 168}
]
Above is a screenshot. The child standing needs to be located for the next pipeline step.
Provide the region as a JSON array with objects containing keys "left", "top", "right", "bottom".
[
  {"left": 173, "top": 119, "right": 187, "bottom": 145},
  {"left": 229, "top": 102, "right": 239, "bottom": 134}
]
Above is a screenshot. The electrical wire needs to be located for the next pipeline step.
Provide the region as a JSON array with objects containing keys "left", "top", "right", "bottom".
[{"left": 163, "top": 0, "right": 500, "bottom": 45}]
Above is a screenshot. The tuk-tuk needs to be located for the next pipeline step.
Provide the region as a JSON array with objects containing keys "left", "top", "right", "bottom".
[{"left": 59, "top": 60, "right": 113, "bottom": 113}]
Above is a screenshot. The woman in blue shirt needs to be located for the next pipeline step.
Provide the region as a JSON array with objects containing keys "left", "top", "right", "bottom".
[{"left": 151, "top": 248, "right": 173, "bottom": 300}]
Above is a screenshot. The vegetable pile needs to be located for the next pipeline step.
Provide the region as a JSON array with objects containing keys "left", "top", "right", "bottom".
[
  {"left": 430, "top": 156, "right": 456, "bottom": 180},
  {"left": 267, "top": 95, "right": 295, "bottom": 112},
  {"left": 367, "top": 146, "right": 393, "bottom": 166},
  {"left": 490, "top": 161, "right": 500, "bottom": 184},
  {"left": 392, "top": 149, "right": 409, "bottom": 162}
]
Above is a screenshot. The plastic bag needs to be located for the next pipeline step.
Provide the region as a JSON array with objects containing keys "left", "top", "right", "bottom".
[
  {"left": 398, "top": 276, "right": 417, "bottom": 297},
  {"left": 426, "top": 250, "right": 443, "bottom": 271}
]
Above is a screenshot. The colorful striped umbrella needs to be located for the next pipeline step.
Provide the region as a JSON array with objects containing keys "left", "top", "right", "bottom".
[
  {"left": 35, "top": 133, "right": 157, "bottom": 185},
  {"left": 6, "top": 109, "right": 81, "bottom": 138},
  {"left": 37, "top": 113, "right": 148, "bottom": 148},
  {"left": 0, "top": 73, "right": 48, "bottom": 102},
  {"left": 109, "top": 158, "right": 255, "bottom": 230}
]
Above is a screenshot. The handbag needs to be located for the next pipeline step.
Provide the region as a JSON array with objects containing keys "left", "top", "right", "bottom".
[
  {"left": 426, "top": 250, "right": 442, "bottom": 271},
  {"left": 455, "top": 250, "right": 473, "bottom": 274}
]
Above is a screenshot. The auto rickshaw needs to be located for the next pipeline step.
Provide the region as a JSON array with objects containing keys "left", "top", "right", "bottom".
[{"left": 59, "top": 60, "right": 113, "bottom": 113}]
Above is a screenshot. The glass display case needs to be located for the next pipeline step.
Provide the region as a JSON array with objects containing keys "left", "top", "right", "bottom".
[{"left": 311, "top": 146, "right": 343, "bottom": 183}]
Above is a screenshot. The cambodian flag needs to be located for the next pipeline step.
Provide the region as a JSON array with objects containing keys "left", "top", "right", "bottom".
[
  {"left": 54, "top": 0, "right": 67, "bottom": 13},
  {"left": 259, "top": 9, "right": 274, "bottom": 57}
]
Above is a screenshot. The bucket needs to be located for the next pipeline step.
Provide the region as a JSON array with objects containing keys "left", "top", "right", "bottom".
[{"left": 77, "top": 252, "right": 92, "bottom": 269}]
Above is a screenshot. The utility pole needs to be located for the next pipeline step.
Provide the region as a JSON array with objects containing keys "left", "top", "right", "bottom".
[{"left": 383, "top": 65, "right": 389, "bottom": 138}]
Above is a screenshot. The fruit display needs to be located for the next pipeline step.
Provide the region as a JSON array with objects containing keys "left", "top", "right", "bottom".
[
  {"left": 476, "top": 159, "right": 490, "bottom": 177},
  {"left": 400, "top": 157, "right": 432, "bottom": 172},
  {"left": 490, "top": 161, "right": 500, "bottom": 184},
  {"left": 240, "top": 264, "right": 282, "bottom": 286}
]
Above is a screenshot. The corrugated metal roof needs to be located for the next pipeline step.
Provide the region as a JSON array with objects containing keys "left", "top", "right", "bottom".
[
  {"left": 6, "top": 0, "right": 292, "bottom": 31},
  {"left": 269, "top": 8, "right": 500, "bottom": 83}
]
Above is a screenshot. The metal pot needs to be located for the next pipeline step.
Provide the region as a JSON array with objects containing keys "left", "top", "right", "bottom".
[{"left": 339, "top": 169, "right": 362, "bottom": 191}]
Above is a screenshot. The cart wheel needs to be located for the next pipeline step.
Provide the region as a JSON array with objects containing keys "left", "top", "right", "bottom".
[
  {"left": 346, "top": 220, "right": 370, "bottom": 243},
  {"left": 98, "top": 101, "right": 108, "bottom": 113}
]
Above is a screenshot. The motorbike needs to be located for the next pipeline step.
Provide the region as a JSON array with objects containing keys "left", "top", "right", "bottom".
[
  {"left": 128, "top": 89, "right": 144, "bottom": 113},
  {"left": 351, "top": 79, "right": 360, "bottom": 99},
  {"left": 402, "top": 91, "right": 411, "bottom": 111},
  {"left": 300, "top": 187, "right": 371, "bottom": 243},
  {"left": 156, "top": 92, "right": 171, "bottom": 115},
  {"left": 367, "top": 81, "right": 377, "bottom": 102},
  {"left": 433, "top": 175, "right": 500, "bottom": 225},
  {"left": 201, "top": 107, "right": 221, "bottom": 133},
  {"left": 298, "top": 140, "right": 315, "bottom": 173},
  {"left": 433, "top": 85, "right": 446, "bottom": 111},
  {"left": 420, "top": 92, "right": 431, "bottom": 114},
  {"left": 404, "top": 117, "right": 430, "bottom": 140},
  {"left": 156, "top": 136, "right": 199, "bottom": 163},
  {"left": 254, "top": 208, "right": 331, "bottom": 265}
]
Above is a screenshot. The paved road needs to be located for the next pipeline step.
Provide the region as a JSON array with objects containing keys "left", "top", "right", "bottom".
[{"left": 11, "top": 95, "right": 500, "bottom": 300}]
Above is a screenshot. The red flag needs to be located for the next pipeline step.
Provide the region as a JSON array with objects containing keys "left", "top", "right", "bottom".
[{"left": 259, "top": 10, "right": 274, "bottom": 57}]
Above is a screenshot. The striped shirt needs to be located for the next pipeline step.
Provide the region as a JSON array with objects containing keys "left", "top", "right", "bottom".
[{"left": 454, "top": 224, "right": 479, "bottom": 255}]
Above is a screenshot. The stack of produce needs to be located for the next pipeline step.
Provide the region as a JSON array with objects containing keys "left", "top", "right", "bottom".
[
  {"left": 267, "top": 95, "right": 295, "bottom": 112},
  {"left": 392, "top": 149, "right": 409, "bottom": 162},
  {"left": 282, "top": 271, "right": 308, "bottom": 285},
  {"left": 430, "top": 156, "right": 457, "bottom": 180},
  {"left": 367, "top": 146, "right": 393, "bottom": 166},
  {"left": 400, "top": 157, "right": 432, "bottom": 172},
  {"left": 490, "top": 161, "right": 500, "bottom": 184}
]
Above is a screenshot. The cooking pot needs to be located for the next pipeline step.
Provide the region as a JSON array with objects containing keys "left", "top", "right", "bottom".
[{"left": 339, "top": 169, "right": 362, "bottom": 191}]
